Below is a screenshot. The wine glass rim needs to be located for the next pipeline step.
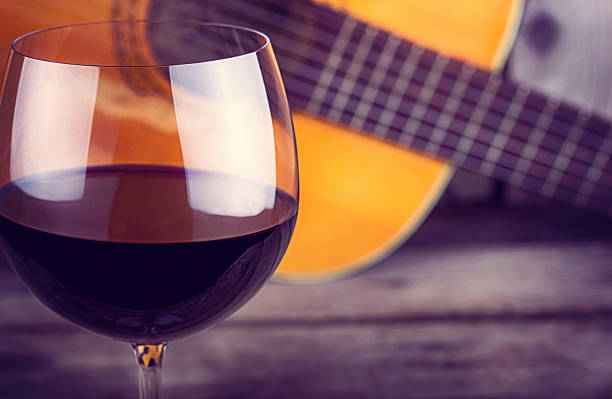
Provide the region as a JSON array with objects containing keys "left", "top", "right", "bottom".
[{"left": 10, "top": 19, "right": 272, "bottom": 68}]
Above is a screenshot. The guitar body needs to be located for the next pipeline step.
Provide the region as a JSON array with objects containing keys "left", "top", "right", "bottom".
[
  {"left": 285, "top": 114, "right": 452, "bottom": 282},
  {"left": 0, "top": 0, "right": 524, "bottom": 281},
  {"left": 279, "top": 0, "right": 523, "bottom": 281}
]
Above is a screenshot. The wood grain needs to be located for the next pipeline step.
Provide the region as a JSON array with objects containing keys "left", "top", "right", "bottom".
[{"left": 1, "top": 203, "right": 611, "bottom": 399}]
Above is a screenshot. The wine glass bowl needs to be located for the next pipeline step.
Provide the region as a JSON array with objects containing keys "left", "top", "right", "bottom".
[{"left": 0, "top": 20, "right": 298, "bottom": 397}]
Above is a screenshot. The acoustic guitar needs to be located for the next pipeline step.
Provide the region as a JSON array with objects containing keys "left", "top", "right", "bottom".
[{"left": 1, "top": 0, "right": 611, "bottom": 283}]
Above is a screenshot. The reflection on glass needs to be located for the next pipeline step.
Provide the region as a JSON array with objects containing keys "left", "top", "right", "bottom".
[
  {"left": 170, "top": 52, "right": 276, "bottom": 217},
  {"left": 11, "top": 58, "right": 98, "bottom": 201}
]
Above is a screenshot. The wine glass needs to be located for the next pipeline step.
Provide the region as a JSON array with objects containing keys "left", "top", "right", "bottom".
[{"left": 0, "top": 21, "right": 298, "bottom": 398}]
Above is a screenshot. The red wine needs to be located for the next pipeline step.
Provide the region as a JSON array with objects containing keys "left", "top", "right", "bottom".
[{"left": 0, "top": 165, "right": 297, "bottom": 343}]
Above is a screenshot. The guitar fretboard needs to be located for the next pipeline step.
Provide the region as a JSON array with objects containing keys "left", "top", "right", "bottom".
[{"left": 174, "top": 0, "right": 612, "bottom": 216}]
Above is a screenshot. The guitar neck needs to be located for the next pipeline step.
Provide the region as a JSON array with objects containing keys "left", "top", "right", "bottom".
[{"left": 207, "top": 0, "right": 612, "bottom": 216}]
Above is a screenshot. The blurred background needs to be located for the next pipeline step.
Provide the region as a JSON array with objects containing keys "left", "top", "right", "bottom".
[{"left": 1, "top": 0, "right": 612, "bottom": 398}]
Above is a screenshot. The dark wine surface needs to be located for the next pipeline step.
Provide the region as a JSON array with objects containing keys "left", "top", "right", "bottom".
[{"left": 0, "top": 165, "right": 297, "bottom": 342}]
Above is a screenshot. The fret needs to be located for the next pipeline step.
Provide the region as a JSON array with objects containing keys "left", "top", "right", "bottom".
[
  {"left": 547, "top": 106, "right": 575, "bottom": 138},
  {"left": 431, "top": 112, "right": 459, "bottom": 151},
  {"left": 525, "top": 110, "right": 557, "bottom": 175},
  {"left": 586, "top": 154, "right": 607, "bottom": 183},
  {"left": 319, "top": 30, "right": 402, "bottom": 133},
  {"left": 293, "top": 47, "right": 605, "bottom": 167},
  {"left": 239, "top": 0, "right": 605, "bottom": 206},
  {"left": 429, "top": 111, "right": 462, "bottom": 158},
  {"left": 508, "top": 99, "right": 556, "bottom": 187},
  {"left": 540, "top": 141, "right": 577, "bottom": 197},
  {"left": 350, "top": 33, "right": 401, "bottom": 132},
  {"left": 228, "top": 0, "right": 612, "bottom": 215},
  {"left": 432, "top": 63, "right": 475, "bottom": 163},
  {"left": 290, "top": 80, "right": 607, "bottom": 202},
  {"left": 573, "top": 108, "right": 608, "bottom": 155},
  {"left": 285, "top": 52, "right": 610, "bottom": 191},
  {"left": 401, "top": 103, "right": 428, "bottom": 147},
  {"left": 375, "top": 45, "right": 423, "bottom": 136},
  {"left": 450, "top": 67, "right": 493, "bottom": 167},
  {"left": 327, "top": 24, "right": 379, "bottom": 123},
  {"left": 420, "top": 55, "right": 449, "bottom": 104},
  {"left": 574, "top": 137, "right": 612, "bottom": 206},
  {"left": 539, "top": 110, "right": 586, "bottom": 197},
  {"left": 430, "top": 112, "right": 455, "bottom": 153},
  {"left": 219, "top": 0, "right": 611, "bottom": 161},
  {"left": 397, "top": 48, "right": 435, "bottom": 147},
  {"left": 532, "top": 105, "right": 598, "bottom": 169},
  {"left": 541, "top": 169, "right": 563, "bottom": 198},
  {"left": 479, "top": 87, "right": 525, "bottom": 176},
  {"left": 536, "top": 111, "right": 567, "bottom": 157},
  {"left": 305, "top": 17, "right": 357, "bottom": 116},
  {"left": 397, "top": 118, "right": 418, "bottom": 148},
  {"left": 472, "top": 87, "right": 603, "bottom": 161},
  {"left": 420, "top": 55, "right": 450, "bottom": 155},
  {"left": 482, "top": 73, "right": 503, "bottom": 93},
  {"left": 476, "top": 86, "right": 600, "bottom": 169},
  {"left": 444, "top": 64, "right": 472, "bottom": 109}
]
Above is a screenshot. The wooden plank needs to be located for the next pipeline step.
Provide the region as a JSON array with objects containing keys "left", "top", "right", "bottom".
[
  {"left": 4, "top": 319, "right": 612, "bottom": 399},
  {"left": 1, "top": 204, "right": 612, "bottom": 398}
]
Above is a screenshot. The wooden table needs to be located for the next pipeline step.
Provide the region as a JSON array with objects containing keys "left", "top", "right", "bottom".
[{"left": 1, "top": 201, "right": 612, "bottom": 399}]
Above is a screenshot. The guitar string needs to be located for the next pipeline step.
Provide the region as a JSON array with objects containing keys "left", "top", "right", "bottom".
[
  {"left": 209, "top": 1, "right": 567, "bottom": 125},
  {"left": 284, "top": 85, "right": 612, "bottom": 204},
  {"left": 261, "top": 0, "right": 612, "bottom": 138},
  {"left": 210, "top": 0, "right": 612, "bottom": 149},
  {"left": 284, "top": 74, "right": 612, "bottom": 206},
  {"left": 203, "top": 1, "right": 611, "bottom": 188},
  {"left": 281, "top": 53, "right": 612, "bottom": 204},
  {"left": 209, "top": 0, "right": 612, "bottom": 200},
  {"left": 276, "top": 55, "right": 612, "bottom": 190},
  {"left": 193, "top": 1, "right": 612, "bottom": 205}
]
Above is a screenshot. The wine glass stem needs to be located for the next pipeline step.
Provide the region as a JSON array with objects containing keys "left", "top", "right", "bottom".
[{"left": 132, "top": 343, "right": 167, "bottom": 399}]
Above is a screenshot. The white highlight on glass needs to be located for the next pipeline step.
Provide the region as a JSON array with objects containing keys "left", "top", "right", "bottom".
[
  {"left": 170, "top": 52, "right": 276, "bottom": 217},
  {"left": 11, "top": 58, "right": 99, "bottom": 201}
]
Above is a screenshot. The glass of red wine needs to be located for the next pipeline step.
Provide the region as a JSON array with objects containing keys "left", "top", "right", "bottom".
[{"left": 0, "top": 21, "right": 298, "bottom": 398}]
